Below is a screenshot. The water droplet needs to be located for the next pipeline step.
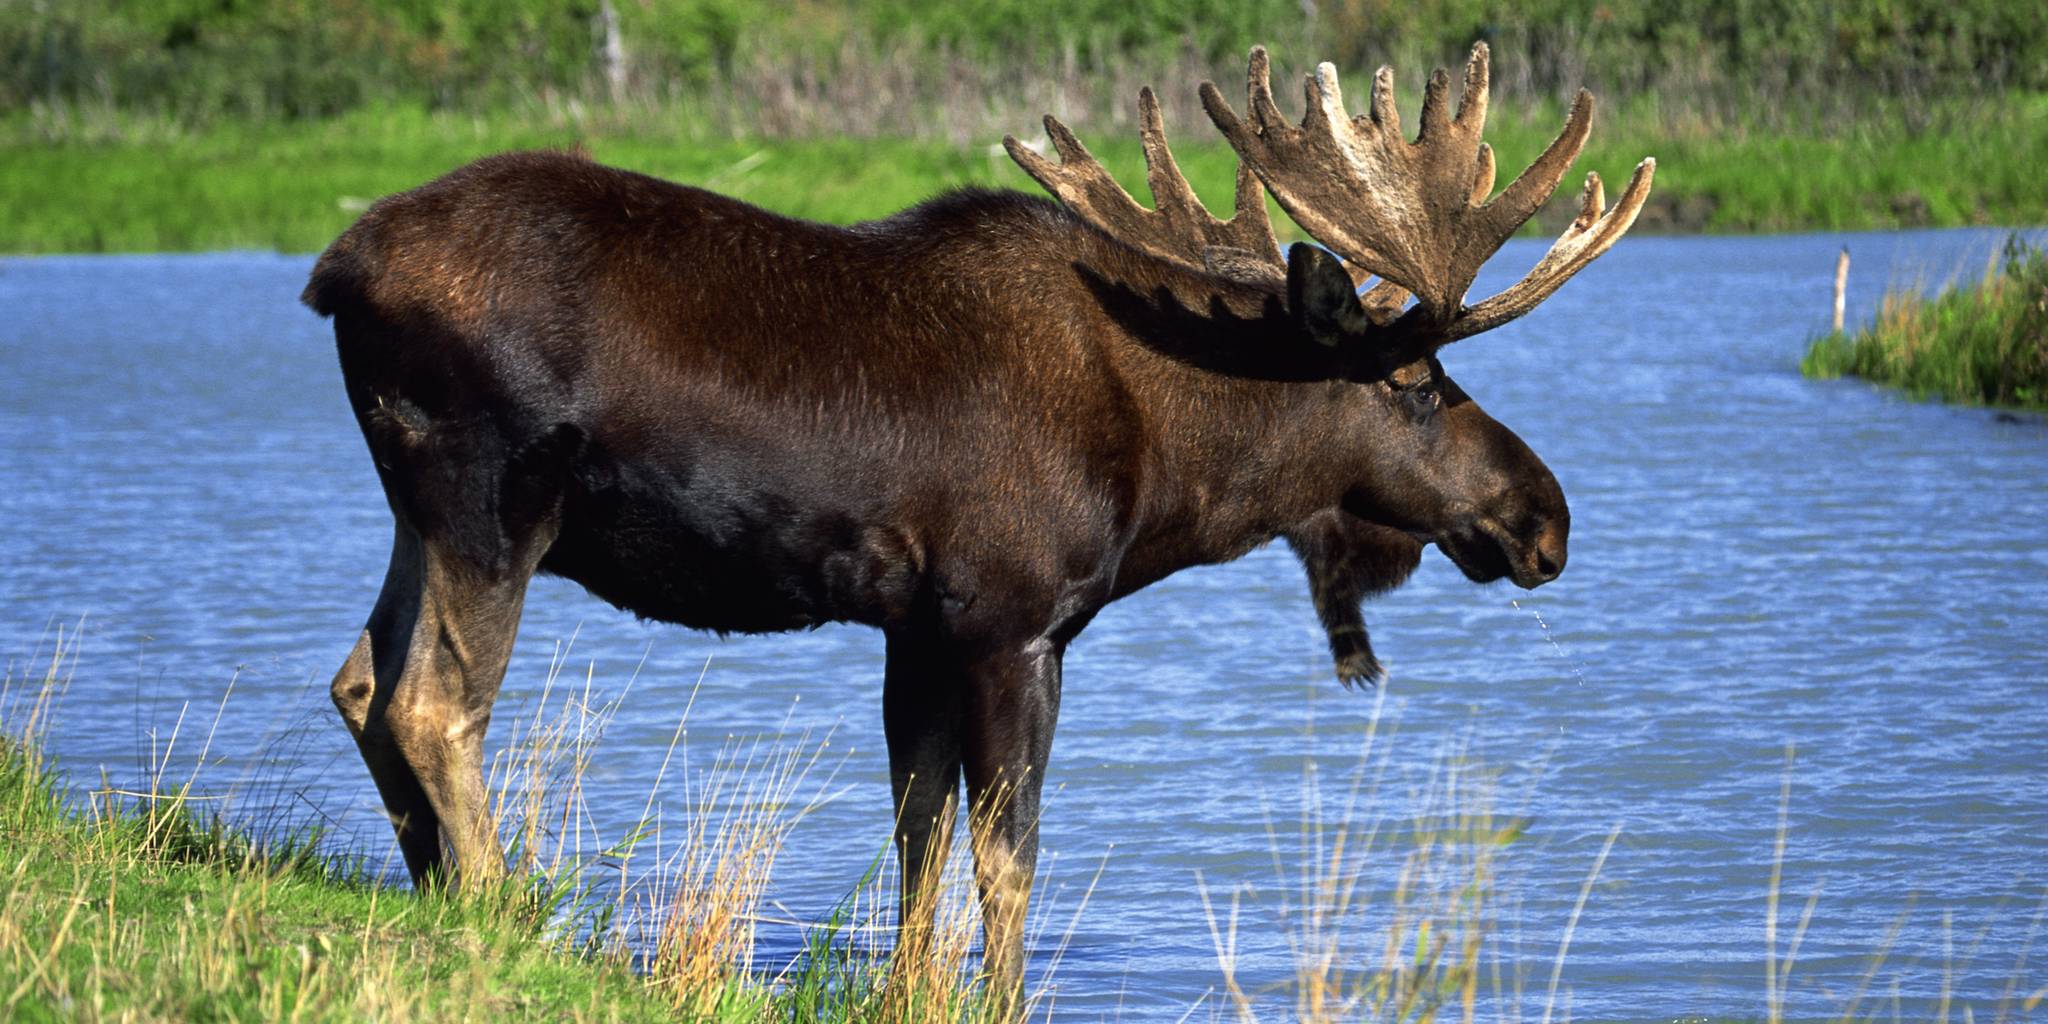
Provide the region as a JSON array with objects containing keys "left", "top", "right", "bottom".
[{"left": 1512, "top": 598, "right": 1590, "bottom": 688}]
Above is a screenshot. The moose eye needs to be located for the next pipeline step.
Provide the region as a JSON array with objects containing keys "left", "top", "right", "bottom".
[{"left": 1395, "top": 377, "right": 1441, "bottom": 415}]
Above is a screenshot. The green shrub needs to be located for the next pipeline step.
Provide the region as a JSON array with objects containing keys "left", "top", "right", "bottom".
[{"left": 1803, "top": 236, "right": 2048, "bottom": 411}]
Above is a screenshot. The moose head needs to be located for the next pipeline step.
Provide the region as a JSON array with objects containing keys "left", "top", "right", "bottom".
[{"left": 1009, "top": 43, "right": 1653, "bottom": 602}]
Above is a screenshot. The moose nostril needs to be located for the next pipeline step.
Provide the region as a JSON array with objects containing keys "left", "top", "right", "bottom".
[{"left": 1533, "top": 529, "right": 1567, "bottom": 580}]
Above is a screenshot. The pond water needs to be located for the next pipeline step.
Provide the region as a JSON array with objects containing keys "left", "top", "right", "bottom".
[{"left": 2, "top": 227, "right": 2044, "bottom": 1021}]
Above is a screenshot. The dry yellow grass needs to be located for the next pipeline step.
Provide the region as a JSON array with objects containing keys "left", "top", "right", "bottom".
[{"left": 1201, "top": 689, "right": 1554, "bottom": 1024}]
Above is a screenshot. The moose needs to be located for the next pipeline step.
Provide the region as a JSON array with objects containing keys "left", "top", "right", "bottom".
[{"left": 303, "top": 43, "right": 1651, "bottom": 1002}]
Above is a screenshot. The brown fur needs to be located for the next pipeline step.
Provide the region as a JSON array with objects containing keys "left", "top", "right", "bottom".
[
  {"left": 1283, "top": 510, "right": 1425, "bottom": 686},
  {"left": 304, "top": 149, "right": 1569, "bottom": 1003}
]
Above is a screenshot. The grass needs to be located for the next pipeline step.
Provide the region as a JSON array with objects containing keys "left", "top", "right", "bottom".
[
  {"left": 0, "top": 627, "right": 1014, "bottom": 1022},
  {"left": 1803, "top": 235, "right": 2048, "bottom": 412},
  {"left": 0, "top": 106, "right": 1015, "bottom": 254},
  {"left": 3, "top": 89, "right": 2045, "bottom": 255},
  {"left": 1201, "top": 698, "right": 1536, "bottom": 1023},
  {"left": 0, "top": 635, "right": 668, "bottom": 1021}
]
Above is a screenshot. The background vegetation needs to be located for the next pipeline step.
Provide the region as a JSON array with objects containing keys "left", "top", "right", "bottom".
[
  {"left": 2, "top": 0, "right": 2046, "bottom": 250},
  {"left": 9, "top": 0, "right": 2048, "bottom": 124},
  {"left": 1803, "top": 236, "right": 2048, "bottom": 411}
]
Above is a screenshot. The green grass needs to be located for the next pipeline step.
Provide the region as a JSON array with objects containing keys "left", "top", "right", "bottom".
[
  {"left": 1625, "top": 93, "right": 2048, "bottom": 233},
  {"left": 0, "top": 636, "right": 1004, "bottom": 1023},
  {"left": 0, "top": 731, "right": 680, "bottom": 1020},
  {"left": 1803, "top": 235, "right": 2048, "bottom": 412},
  {"left": 4, "top": 93, "right": 2045, "bottom": 255},
  {"left": 0, "top": 109, "right": 1004, "bottom": 253},
  {"left": 0, "top": 648, "right": 697, "bottom": 1023}
]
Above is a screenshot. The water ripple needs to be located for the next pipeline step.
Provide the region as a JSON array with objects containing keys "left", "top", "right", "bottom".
[{"left": 3, "top": 230, "right": 2045, "bottom": 1020}]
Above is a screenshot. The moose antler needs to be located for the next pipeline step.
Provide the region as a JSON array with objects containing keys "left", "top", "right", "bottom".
[
  {"left": 1004, "top": 88, "right": 1281, "bottom": 280},
  {"left": 1200, "top": 43, "right": 1655, "bottom": 342}
]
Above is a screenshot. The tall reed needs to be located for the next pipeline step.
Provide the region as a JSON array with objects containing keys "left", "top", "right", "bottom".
[{"left": 1202, "top": 689, "right": 1550, "bottom": 1023}]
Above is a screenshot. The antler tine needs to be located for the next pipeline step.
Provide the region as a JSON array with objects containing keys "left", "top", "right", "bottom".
[
  {"left": 1367, "top": 65, "right": 1399, "bottom": 131},
  {"left": 1359, "top": 277, "right": 1412, "bottom": 327},
  {"left": 1454, "top": 42, "right": 1489, "bottom": 131},
  {"left": 1246, "top": 47, "right": 1290, "bottom": 133},
  {"left": 1416, "top": 67, "right": 1453, "bottom": 141},
  {"left": 1450, "top": 158, "right": 1655, "bottom": 340},
  {"left": 1137, "top": 87, "right": 1204, "bottom": 223},
  {"left": 1004, "top": 115, "right": 1147, "bottom": 233},
  {"left": 1473, "top": 89, "right": 1594, "bottom": 245},
  {"left": 1005, "top": 88, "right": 1279, "bottom": 279},
  {"left": 1470, "top": 144, "right": 1496, "bottom": 205}
]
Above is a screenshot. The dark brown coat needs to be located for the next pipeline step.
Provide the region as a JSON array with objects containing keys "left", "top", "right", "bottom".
[{"left": 305, "top": 149, "right": 1569, "bottom": 998}]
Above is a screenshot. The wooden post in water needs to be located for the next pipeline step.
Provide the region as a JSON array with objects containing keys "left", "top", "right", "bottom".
[{"left": 1832, "top": 246, "right": 1849, "bottom": 332}]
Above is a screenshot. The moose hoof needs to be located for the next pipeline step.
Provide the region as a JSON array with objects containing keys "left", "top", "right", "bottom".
[{"left": 1334, "top": 651, "right": 1385, "bottom": 689}]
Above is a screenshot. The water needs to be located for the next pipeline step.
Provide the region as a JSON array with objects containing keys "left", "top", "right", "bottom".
[{"left": 3, "top": 229, "right": 2045, "bottom": 1021}]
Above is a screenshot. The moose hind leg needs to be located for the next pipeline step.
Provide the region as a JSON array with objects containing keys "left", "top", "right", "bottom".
[
  {"left": 332, "top": 421, "right": 579, "bottom": 888},
  {"left": 331, "top": 522, "right": 440, "bottom": 879},
  {"left": 334, "top": 520, "right": 537, "bottom": 887},
  {"left": 399, "top": 538, "right": 536, "bottom": 887}
]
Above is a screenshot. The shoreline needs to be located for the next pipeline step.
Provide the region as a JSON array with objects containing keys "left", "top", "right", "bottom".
[{"left": 5, "top": 98, "right": 2044, "bottom": 255}]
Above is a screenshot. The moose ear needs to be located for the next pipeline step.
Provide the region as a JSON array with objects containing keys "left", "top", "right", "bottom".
[{"left": 1286, "top": 243, "right": 1369, "bottom": 346}]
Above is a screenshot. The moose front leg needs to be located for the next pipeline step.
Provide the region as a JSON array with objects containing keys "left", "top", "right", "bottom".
[
  {"left": 1285, "top": 510, "right": 1422, "bottom": 687},
  {"left": 883, "top": 627, "right": 1062, "bottom": 1012},
  {"left": 959, "top": 639, "right": 1062, "bottom": 1014},
  {"left": 883, "top": 630, "right": 966, "bottom": 961}
]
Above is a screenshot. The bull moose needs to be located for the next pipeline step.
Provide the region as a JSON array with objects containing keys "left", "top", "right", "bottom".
[{"left": 303, "top": 43, "right": 1652, "bottom": 1002}]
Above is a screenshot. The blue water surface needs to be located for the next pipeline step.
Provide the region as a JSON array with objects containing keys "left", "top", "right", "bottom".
[{"left": 1, "top": 228, "right": 2043, "bottom": 1021}]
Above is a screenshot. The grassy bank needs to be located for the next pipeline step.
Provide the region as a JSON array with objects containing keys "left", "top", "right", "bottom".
[
  {"left": 0, "top": 762, "right": 678, "bottom": 1022},
  {"left": 0, "top": 640, "right": 999, "bottom": 1022},
  {"left": 0, "top": 705, "right": 667, "bottom": 1019},
  {"left": 1803, "top": 236, "right": 2048, "bottom": 412},
  {"left": 5, "top": 91, "right": 2045, "bottom": 255}
]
